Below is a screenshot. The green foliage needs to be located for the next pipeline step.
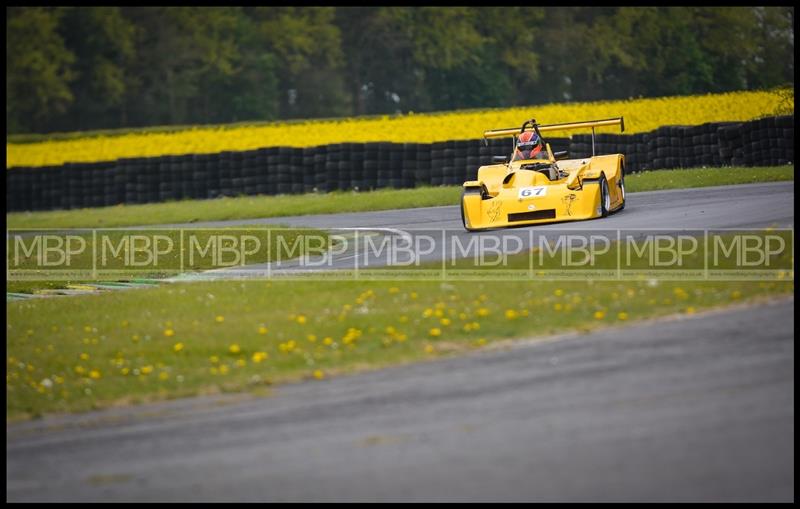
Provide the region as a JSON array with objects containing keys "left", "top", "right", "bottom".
[
  {"left": 6, "top": 7, "right": 795, "bottom": 135},
  {"left": 6, "top": 7, "right": 76, "bottom": 132}
]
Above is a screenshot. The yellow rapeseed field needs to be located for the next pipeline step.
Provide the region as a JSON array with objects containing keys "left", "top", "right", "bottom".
[{"left": 6, "top": 90, "right": 792, "bottom": 168}]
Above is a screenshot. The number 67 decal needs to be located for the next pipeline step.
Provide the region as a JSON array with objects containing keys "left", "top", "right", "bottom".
[{"left": 518, "top": 186, "right": 547, "bottom": 199}]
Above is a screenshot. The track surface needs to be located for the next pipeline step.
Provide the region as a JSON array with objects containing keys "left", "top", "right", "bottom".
[
  {"left": 160, "top": 181, "right": 795, "bottom": 231},
  {"left": 170, "top": 182, "right": 795, "bottom": 278},
  {"left": 6, "top": 298, "right": 794, "bottom": 502}
]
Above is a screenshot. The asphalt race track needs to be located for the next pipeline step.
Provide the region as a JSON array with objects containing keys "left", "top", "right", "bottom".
[
  {"left": 158, "top": 181, "right": 795, "bottom": 232},
  {"left": 6, "top": 182, "right": 795, "bottom": 501},
  {"left": 171, "top": 181, "right": 794, "bottom": 278},
  {"left": 6, "top": 298, "right": 794, "bottom": 502}
]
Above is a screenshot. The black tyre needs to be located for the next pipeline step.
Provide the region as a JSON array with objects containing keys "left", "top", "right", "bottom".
[
  {"left": 617, "top": 164, "right": 626, "bottom": 211},
  {"left": 599, "top": 174, "right": 610, "bottom": 218}
]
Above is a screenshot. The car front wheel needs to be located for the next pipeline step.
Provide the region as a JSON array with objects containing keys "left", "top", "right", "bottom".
[{"left": 599, "top": 175, "right": 610, "bottom": 218}]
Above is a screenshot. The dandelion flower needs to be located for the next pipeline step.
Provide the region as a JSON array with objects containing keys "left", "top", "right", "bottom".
[
  {"left": 429, "top": 328, "right": 442, "bottom": 337},
  {"left": 173, "top": 342, "right": 184, "bottom": 352},
  {"left": 594, "top": 311, "right": 605, "bottom": 320},
  {"left": 313, "top": 369, "right": 325, "bottom": 380},
  {"left": 229, "top": 344, "right": 241, "bottom": 354}
]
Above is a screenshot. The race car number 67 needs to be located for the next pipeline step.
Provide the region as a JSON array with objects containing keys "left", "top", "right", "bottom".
[{"left": 518, "top": 186, "right": 547, "bottom": 199}]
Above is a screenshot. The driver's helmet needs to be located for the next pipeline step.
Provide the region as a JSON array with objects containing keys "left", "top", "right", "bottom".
[{"left": 516, "top": 131, "right": 543, "bottom": 160}]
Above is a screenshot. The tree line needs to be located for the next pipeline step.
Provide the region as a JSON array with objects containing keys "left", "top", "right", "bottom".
[{"left": 6, "top": 6, "right": 795, "bottom": 135}]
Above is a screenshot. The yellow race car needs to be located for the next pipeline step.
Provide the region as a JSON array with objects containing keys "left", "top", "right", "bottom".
[{"left": 461, "top": 117, "right": 626, "bottom": 231}]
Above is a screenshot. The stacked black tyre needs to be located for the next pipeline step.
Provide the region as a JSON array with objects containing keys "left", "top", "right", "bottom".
[{"left": 5, "top": 115, "right": 794, "bottom": 212}]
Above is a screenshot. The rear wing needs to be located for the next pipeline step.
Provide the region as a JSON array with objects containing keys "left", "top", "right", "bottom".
[{"left": 483, "top": 117, "right": 624, "bottom": 157}]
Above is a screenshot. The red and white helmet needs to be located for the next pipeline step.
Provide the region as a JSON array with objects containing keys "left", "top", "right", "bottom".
[{"left": 517, "top": 131, "right": 543, "bottom": 159}]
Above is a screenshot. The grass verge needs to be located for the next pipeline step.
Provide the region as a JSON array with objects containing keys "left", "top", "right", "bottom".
[
  {"left": 7, "top": 229, "right": 794, "bottom": 420},
  {"left": 7, "top": 278, "right": 792, "bottom": 421},
  {"left": 6, "top": 165, "right": 794, "bottom": 230}
]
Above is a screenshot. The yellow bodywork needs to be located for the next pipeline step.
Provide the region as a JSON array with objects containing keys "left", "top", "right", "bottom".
[{"left": 461, "top": 137, "right": 626, "bottom": 230}]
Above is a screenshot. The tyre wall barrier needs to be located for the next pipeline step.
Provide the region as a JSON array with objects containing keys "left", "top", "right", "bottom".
[{"left": 6, "top": 115, "right": 793, "bottom": 212}]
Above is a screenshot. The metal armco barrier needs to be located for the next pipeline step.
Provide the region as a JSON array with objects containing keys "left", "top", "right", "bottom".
[{"left": 5, "top": 115, "right": 794, "bottom": 212}]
